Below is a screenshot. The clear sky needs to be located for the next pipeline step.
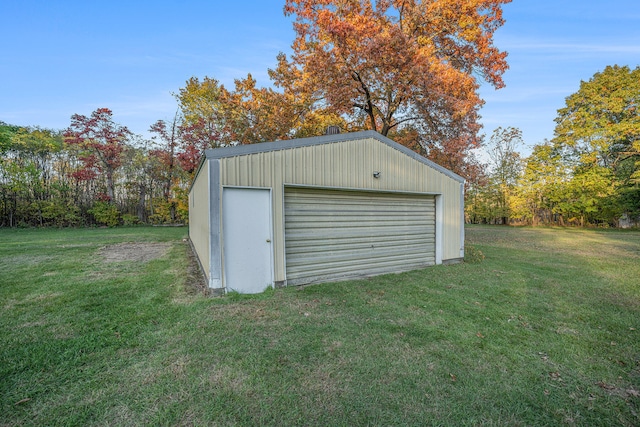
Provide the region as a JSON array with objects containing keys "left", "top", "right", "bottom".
[{"left": 1, "top": 1, "right": 639, "bottom": 154}]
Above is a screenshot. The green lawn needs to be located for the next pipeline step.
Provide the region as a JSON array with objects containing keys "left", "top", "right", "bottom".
[{"left": 1, "top": 225, "right": 639, "bottom": 426}]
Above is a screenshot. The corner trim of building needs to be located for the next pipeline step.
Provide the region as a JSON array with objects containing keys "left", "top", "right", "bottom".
[
  {"left": 208, "top": 158, "right": 224, "bottom": 291},
  {"left": 274, "top": 280, "right": 287, "bottom": 288},
  {"left": 435, "top": 194, "right": 443, "bottom": 265},
  {"left": 207, "top": 287, "right": 226, "bottom": 297},
  {"left": 460, "top": 182, "right": 465, "bottom": 258}
]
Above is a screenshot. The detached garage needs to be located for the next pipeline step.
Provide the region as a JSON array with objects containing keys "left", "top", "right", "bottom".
[{"left": 189, "top": 130, "right": 464, "bottom": 294}]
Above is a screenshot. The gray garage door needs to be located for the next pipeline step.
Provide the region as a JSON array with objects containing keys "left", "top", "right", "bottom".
[{"left": 284, "top": 187, "right": 436, "bottom": 285}]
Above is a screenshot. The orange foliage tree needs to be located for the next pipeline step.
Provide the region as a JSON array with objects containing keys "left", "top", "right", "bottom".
[
  {"left": 176, "top": 72, "right": 346, "bottom": 148},
  {"left": 279, "top": 0, "right": 510, "bottom": 179}
]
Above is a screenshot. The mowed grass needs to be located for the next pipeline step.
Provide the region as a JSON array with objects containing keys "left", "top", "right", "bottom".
[{"left": 1, "top": 225, "right": 639, "bottom": 426}]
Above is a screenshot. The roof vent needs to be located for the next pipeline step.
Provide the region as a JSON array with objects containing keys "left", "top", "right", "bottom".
[{"left": 325, "top": 125, "right": 341, "bottom": 135}]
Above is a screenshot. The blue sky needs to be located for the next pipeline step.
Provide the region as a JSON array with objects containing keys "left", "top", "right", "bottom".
[{"left": 1, "top": 1, "right": 639, "bottom": 154}]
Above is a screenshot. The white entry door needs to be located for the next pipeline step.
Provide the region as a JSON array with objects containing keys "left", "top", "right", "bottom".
[{"left": 222, "top": 188, "right": 273, "bottom": 294}]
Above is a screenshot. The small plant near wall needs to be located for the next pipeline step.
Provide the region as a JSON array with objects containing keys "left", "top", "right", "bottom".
[{"left": 464, "top": 245, "right": 485, "bottom": 263}]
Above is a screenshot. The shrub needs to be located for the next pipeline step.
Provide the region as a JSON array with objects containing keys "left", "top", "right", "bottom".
[
  {"left": 41, "top": 200, "right": 82, "bottom": 227},
  {"left": 121, "top": 214, "right": 139, "bottom": 226},
  {"left": 464, "top": 245, "right": 485, "bottom": 263},
  {"left": 89, "top": 201, "right": 120, "bottom": 227}
]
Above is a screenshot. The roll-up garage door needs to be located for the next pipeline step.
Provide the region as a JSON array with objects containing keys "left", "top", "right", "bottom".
[{"left": 284, "top": 187, "right": 436, "bottom": 285}]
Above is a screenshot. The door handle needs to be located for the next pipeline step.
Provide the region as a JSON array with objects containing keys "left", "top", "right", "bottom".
[{"left": 266, "top": 239, "right": 271, "bottom": 243}]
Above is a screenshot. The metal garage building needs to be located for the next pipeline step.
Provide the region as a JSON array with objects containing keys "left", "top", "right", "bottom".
[{"left": 189, "top": 130, "right": 464, "bottom": 294}]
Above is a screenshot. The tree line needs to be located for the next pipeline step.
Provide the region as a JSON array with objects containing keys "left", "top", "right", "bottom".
[
  {"left": 467, "top": 65, "right": 640, "bottom": 227},
  {"left": 2, "top": 0, "right": 511, "bottom": 227},
  {"left": 1, "top": 2, "right": 637, "bottom": 228},
  {"left": 0, "top": 111, "right": 187, "bottom": 227},
  {"left": 1, "top": 64, "right": 638, "bottom": 228}
]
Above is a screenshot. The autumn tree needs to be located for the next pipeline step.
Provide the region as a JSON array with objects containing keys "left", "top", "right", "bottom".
[
  {"left": 268, "top": 52, "right": 348, "bottom": 137},
  {"left": 498, "top": 66, "right": 640, "bottom": 227},
  {"left": 176, "top": 73, "right": 316, "bottom": 149},
  {"left": 554, "top": 65, "right": 640, "bottom": 171},
  {"left": 176, "top": 77, "right": 227, "bottom": 146},
  {"left": 1, "top": 114, "right": 198, "bottom": 228},
  {"left": 280, "top": 0, "right": 511, "bottom": 177},
  {"left": 464, "top": 127, "right": 522, "bottom": 224},
  {"left": 175, "top": 77, "right": 229, "bottom": 173},
  {"left": 148, "top": 114, "right": 191, "bottom": 223},
  {"left": 64, "top": 108, "right": 132, "bottom": 203},
  {"left": 553, "top": 65, "right": 640, "bottom": 223},
  {"left": 222, "top": 74, "right": 293, "bottom": 143},
  {"left": 509, "top": 141, "right": 565, "bottom": 225},
  {"left": 118, "top": 141, "right": 152, "bottom": 224},
  {"left": 0, "top": 125, "right": 82, "bottom": 227},
  {"left": 150, "top": 115, "right": 180, "bottom": 203},
  {"left": 487, "top": 126, "right": 523, "bottom": 223},
  {"left": 558, "top": 159, "right": 616, "bottom": 226}
]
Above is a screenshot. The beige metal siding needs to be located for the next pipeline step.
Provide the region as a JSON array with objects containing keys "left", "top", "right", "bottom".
[
  {"left": 285, "top": 188, "right": 435, "bottom": 285},
  {"left": 219, "top": 137, "right": 463, "bottom": 283},
  {"left": 188, "top": 163, "right": 210, "bottom": 281}
]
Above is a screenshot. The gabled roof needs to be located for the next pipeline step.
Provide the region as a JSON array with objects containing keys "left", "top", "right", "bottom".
[{"left": 202, "top": 130, "right": 465, "bottom": 183}]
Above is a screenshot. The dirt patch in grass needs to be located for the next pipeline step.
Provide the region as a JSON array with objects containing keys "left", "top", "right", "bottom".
[
  {"left": 98, "top": 242, "right": 171, "bottom": 263},
  {"left": 96, "top": 240, "right": 209, "bottom": 297}
]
